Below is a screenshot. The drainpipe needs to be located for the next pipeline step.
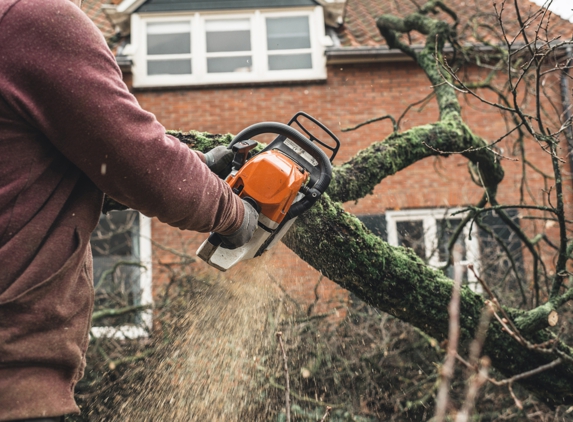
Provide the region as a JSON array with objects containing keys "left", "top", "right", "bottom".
[{"left": 561, "top": 45, "right": 573, "bottom": 188}]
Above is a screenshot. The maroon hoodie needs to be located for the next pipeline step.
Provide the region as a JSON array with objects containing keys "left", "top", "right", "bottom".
[{"left": 0, "top": 0, "right": 243, "bottom": 419}]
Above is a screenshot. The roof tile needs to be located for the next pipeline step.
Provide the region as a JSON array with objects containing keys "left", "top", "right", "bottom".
[{"left": 336, "top": 0, "right": 573, "bottom": 48}]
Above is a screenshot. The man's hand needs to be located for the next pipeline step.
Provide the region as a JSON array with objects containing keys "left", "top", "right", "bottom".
[
  {"left": 204, "top": 145, "right": 233, "bottom": 178},
  {"left": 219, "top": 199, "right": 259, "bottom": 249}
]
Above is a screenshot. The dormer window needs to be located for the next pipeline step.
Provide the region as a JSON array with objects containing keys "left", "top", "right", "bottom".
[{"left": 131, "top": 7, "right": 327, "bottom": 87}]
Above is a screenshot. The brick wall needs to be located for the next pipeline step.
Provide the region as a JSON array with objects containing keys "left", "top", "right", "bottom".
[{"left": 127, "top": 60, "right": 572, "bottom": 310}]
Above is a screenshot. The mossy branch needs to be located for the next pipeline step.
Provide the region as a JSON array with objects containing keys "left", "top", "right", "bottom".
[
  {"left": 279, "top": 194, "right": 573, "bottom": 407},
  {"left": 376, "top": 4, "right": 460, "bottom": 120},
  {"left": 327, "top": 121, "right": 504, "bottom": 203},
  {"left": 159, "top": 129, "right": 572, "bottom": 405},
  {"left": 351, "top": 2, "right": 505, "bottom": 214}
]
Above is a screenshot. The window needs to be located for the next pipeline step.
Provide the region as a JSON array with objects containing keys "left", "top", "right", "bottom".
[
  {"left": 476, "top": 209, "right": 525, "bottom": 288},
  {"left": 357, "top": 214, "right": 387, "bottom": 241},
  {"left": 90, "top": 210, "right": 152, "bottom": 338},
  {"left": 386, "top": 209, "right": 481, "bottom": 292},
  {"left": 360, "top": 209, "right": 528, "bottom": 294},
  {"left": 131, "top": 7, "right": 327, "bottom": 87},
  {"left": 361, "top": 209, "right": 481, "bottom": 292}
]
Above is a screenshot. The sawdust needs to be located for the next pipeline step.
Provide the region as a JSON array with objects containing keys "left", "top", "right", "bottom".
[{"left": 115, "top": 254, "right": 283, "bottom": 421}]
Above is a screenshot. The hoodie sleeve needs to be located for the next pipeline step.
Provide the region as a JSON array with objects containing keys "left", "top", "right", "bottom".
[{"left": 0, "top": 0, "right": 243, "bottom": 235}]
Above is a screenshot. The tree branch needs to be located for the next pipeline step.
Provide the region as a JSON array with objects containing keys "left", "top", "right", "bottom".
[
  {"left": 280, "top": 194, "right": 573, "bottom": 407},
  {"left": 328, "top": 121, "right": 504, "bottom": 203}
]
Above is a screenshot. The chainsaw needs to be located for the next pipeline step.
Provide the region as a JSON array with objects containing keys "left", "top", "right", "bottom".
[{"left": 197, "top": 111, "right": 340, "bottom": 271}]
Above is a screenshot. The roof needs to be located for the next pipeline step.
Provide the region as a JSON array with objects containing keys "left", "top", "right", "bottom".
[
  {"left": 82, "top": 0, "right": 116, "bottom": 42},
  {"left": 336, "top": 0, "right": 573, "bottom": 48},
  {"left": 82, "top": 0, "right": 573, "bottom": 54},
  {"left": 135, "top": 0, "right": 319, "bottom": 13}
]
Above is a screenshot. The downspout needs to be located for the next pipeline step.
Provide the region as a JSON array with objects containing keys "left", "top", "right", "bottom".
[{"left": 561, "top": 45, "right": 573, "bottom": 188}]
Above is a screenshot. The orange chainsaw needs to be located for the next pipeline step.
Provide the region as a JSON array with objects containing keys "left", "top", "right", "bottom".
[{"left": 197, "top": 112, "right": 340, "bottom": 271}]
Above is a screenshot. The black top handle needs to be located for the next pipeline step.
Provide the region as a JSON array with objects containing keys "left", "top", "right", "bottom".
[
  {"left": 287, "top": 111, "right": 341, "bottom": 163},
  {"left": 229, "top": 122, "right": 332, "bottom": 219}
]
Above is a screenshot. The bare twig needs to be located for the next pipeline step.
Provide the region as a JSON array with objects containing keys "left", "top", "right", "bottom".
[
  {"left": 307, "top": 275, "right": 324, "bottom": 316},
  {"left": 489, "top": 358, "right": 562, "bottom": 386},
  {"left": 455, "top": 357, "right": 490, "bottom": 422},
  {"left": 320, "top": 406, "right": 332, "bottom": 422},
  {"left": 456, "top": 353, "right": 562, "bottom": 411},
  {"left": 421, "top": 123, "right": 522, "bottom": 159},
  {"left": 469, "top": 266, "right": 573, "bottom": 365},
  {"left": 91, "top": 304, "right": 152, "bottom": 323},
  {"left": 342, "top": 114, "right": 398, "bottom": 133},
  {"left": 268, "top": 378, "right": 341, "bottom": 409},
  {"left": 396, "top": 91, "right": 436, "bottom": 129},
  {"left": 95, "top": 260, "right": 147, "bottom": 290},
  {"left": 276, "top": 331, "right": 291, "bottom": 422},
  {"left": 473, "top": 219, "right": 528, "bottom": 306},
  {"left": 508, "top": 382, "right": 523, "bottom": 410},
  {"left": 434, "top": 246, "right": 464, "bottom": 421},
  {"left": 149, "top": 238, "right": 196, "bottom": 261}
]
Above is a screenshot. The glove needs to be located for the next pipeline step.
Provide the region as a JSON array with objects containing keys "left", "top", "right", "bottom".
[
  {"left": 219, "top": 199, "right": 259, "bottom": 249},
  {"left": 204, "top": 145, "right": 233, "bottom": 178}
]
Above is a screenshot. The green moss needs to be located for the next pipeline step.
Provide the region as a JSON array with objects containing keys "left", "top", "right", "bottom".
[
  {"left": 167, "top": 130, "right": 234, "bottom": 152},
  {"left": 167, "top": 130, "right": 267, "bottom": 156},
  {"left": 283, "top": 193, "right": 573, "bottom": 407},
  {"left": 329, "top": 121, "right": 504, "bottom": 203}
]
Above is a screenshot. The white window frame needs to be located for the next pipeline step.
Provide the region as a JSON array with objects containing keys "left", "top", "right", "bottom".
[
  {"left": 130, "top": 7, "right": 327, "bottom": 88},
  {"left": 386, "top": 208, "right": 482, "bottom": 293},
  {"left": 90, "top": 213, "right": 153, "bottom": 339}
]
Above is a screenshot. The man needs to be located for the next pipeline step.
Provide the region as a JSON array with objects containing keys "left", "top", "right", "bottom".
[{"left": 0, "top": 0, "right": 257, "bottom": 420}]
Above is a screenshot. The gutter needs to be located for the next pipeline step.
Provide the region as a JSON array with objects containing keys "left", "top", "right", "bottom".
[
  {"left": 326, "top": 45, "right": 420, "bottom": 64},
  {"left": 326, "top": 41, "right": 572, "bottom": 64}
]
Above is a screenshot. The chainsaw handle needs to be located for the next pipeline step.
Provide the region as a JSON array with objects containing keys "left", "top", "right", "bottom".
[{"left": 229, "top": 122, "right": 332, "bottom": 219}]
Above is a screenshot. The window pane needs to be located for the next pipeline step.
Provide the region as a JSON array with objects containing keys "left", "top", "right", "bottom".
[
  {"left": 445, "top": 265, "right": 468, "bottom": 282},
  {"left": 357, "top": 215, "right": 387, "bottom": 240},
  {"left": 91, "top": 211, "right": 142, "bottom": 326},
  {"left": 206, "top": 19, "right": 251, "bottom": 53},
  {"left": 147, "top": 22, "right": 191, "bottom": 55},
  {"left": 267, "top": 16, "right": 310, "bottom": 51},
  {"left": 207, "top": 56, "right": 252, "bottom": 73},
  {"left": 437, "top": 218, "right": 466, "bottom": 262},
  {"left": 148, "top": 59, "right": 192, "bottom": 75},
  {"left": 268, "top": 53, "right": 312, "bottom": 70},
  {"left": 478, "top": 209, "right": 524, "bottom": 280},
  {"left": 396, "top": 220, "right": 426, "bottom": 259}
]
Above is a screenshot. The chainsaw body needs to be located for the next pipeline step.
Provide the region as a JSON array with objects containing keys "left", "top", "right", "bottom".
[{"left": 197, "top": 112, "right": 340, "bottom": 271}]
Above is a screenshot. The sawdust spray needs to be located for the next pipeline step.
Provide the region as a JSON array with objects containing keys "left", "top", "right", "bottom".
[{"left": 115, "top": 253, "right": 286, "bottom": 421}]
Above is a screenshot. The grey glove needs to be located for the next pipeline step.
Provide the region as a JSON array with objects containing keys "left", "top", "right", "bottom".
[
  {"left": 204, "top": 145, "right": 233, "bottom": 178},
  {"left": 219, "top": 199, "right": 259, "bottom": 249}
]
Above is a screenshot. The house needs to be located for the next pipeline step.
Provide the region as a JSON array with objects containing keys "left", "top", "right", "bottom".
[{"left": 84, "top": 0, "right": 573, "bottom": 336}]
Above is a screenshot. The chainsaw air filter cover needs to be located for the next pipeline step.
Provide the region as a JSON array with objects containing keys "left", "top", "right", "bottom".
[{"left": 226, "top": 150, "right": 307, "bottom": 229}]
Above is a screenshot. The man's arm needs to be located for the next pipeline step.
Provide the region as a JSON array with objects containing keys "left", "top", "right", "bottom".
[{"left": 0, "top": 0, "right": 243, "bottom": 235}]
